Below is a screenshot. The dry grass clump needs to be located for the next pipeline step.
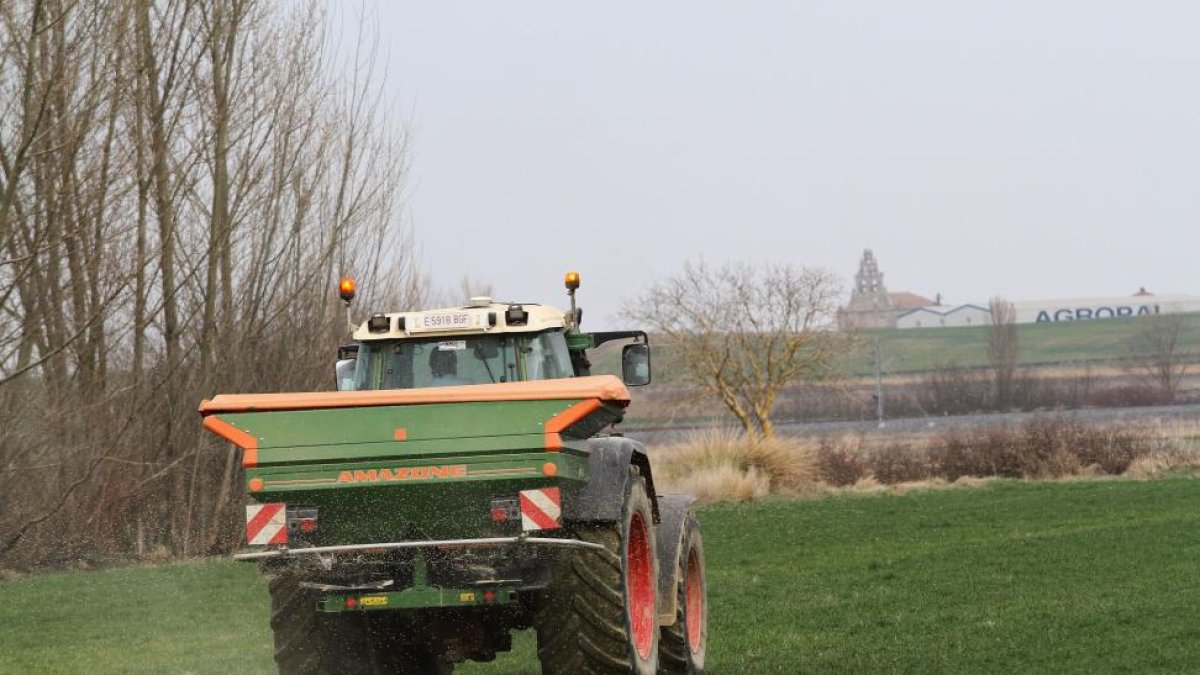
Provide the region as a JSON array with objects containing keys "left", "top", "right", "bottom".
[
  {"left": 1125, "top": 421, "right": 1200, "bottom": 478},
  {"left": 651, "top": 429, "right": 819, "bottom": 503}
]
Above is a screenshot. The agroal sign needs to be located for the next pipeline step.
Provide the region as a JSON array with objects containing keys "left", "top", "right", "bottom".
[
  {"left": 1033, "top": 304, "right": 1158, "bottom": 323},
  {"left": 897, "top": 294, "right": 1200, "bottom": 329},
  {"left": 1012, "top": 294, "right": 1200, "bottom": 325}
]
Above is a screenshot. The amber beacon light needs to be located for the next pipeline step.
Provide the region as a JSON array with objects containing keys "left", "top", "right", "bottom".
[
  {"left": 339, "top": 277, "right": 357, "bottom": 303},
  {"left": 564, "top": 271, "right": 580, "bottom": 291}
]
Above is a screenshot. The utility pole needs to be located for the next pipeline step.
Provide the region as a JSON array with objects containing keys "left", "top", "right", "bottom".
[{"left": 874, "top": 336, "right": 885, "bottom": 428}]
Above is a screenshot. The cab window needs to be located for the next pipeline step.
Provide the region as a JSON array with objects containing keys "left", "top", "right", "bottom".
[
  {"left": 521, "top": 331, "right": 574, "bottom": 381},
  {"left": 353, "top": 337, "right": 513, "bottom": 390},
  {"left": 351, "top": 331, "right": 574, "bottom": 391}
]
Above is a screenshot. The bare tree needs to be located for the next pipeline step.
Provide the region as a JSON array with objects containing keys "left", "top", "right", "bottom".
[
  {"left": 0, "top": 0, "right": 423, "bottom": 568},
  {"left": 988, "top": 296, "right": 1019, "bottom": 409},
  {"left": 625, "top": 259, "right": 847, "bottom": 438},
  {"left": 1127, "top": 312, "right": 1194, "bottom": 403}
]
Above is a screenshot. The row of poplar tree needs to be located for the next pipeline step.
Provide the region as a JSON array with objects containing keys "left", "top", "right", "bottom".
[{"left": 0, "top": 0, "right": 422, "bottom": 568}]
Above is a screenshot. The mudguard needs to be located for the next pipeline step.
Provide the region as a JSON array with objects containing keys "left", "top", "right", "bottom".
[
  {"left": 653, "top": 494, "right": 697, "bottom": 624},
  {"left": 565, "top": 436, "right": 661, "bottom": 523}
]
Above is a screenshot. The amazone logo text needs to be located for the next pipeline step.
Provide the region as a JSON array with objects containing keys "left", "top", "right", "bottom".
[{"left": 337, "top": 465, "right": 467, "bottom": 483}]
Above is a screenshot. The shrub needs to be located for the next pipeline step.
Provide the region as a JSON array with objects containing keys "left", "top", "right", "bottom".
[
  {"left": 1086, "top": 384, "right": 1173, "bottom": 409},
  {"left": 924, "top": 417, "right": 1156, "bottom": 481},
  {"left": 870, "top": 444, "right": 932, "bottom": 484},
  {"left": 816, "top": 435, "right": 871, "bottom": 486},
  {"left": 927, "top": 428, "right": 1019, "bottom": 481}
]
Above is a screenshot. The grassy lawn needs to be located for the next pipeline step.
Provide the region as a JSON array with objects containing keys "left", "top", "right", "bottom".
[
  {"left": 591, "top": 314, "right": 1200, "bottom": 383},
  {"left": 856, "top": 312, "right": 1200, "bottom": 374},
  {"left": 3, "top": 478, "right": 1200, "bottom": 673}
]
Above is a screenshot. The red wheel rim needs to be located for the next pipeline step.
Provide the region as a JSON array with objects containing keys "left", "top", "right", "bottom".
[
  {"left": 627, "top": 511, "right": 655, "bottom": 660},
  {"left": 685, "top": 547, "right": 704, "bottom": 653}
]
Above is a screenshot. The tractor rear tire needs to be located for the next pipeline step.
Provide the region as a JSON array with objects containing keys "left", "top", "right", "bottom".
[
  {"left": 269, "top": 575, "right": 454, "bottom": 675},
  {"left": 535, "top": 467, "right": 659, "bottom": 675},
  {"left": 269, "top": 574, "right": 373, "bottom": 675},
  {"left": 658, "top": 512, "right": 707, "bottom": 673}
]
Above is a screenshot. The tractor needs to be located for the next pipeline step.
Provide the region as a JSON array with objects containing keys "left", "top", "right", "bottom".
[{"left": 199, "top": 272, "right": 707, "bottom": 674}]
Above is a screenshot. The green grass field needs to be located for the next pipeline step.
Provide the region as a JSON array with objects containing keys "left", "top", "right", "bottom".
[
  {"left": 854, "top": 312, "right": 1200, "bottom": 374},
  {"left": 3, "top": 478, "right": 1200, "bottom": 673},
  {"left": 588, "top": 313, "right": 1200, "bottom": 382}
]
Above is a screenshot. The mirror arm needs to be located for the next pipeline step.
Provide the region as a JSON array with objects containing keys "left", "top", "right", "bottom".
[{"left": 590, "top": 330, "right": 649, "bottom": 348}]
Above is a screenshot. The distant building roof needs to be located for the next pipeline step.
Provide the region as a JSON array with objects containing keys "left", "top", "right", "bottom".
[
  {"left": 895, "top": 304, "right": 989, "bottom": 320},
  {"left": 895, "top": 307, "right": 942, "bottom": 320},
  {"left": 946, "top": 304, "right": 989, "bottom": 315},
  {"left": 887, "top": 292, "right": 935, "bottom": 309}
]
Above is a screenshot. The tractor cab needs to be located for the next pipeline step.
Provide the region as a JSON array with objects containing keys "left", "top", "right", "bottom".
[{"left": 334, "top": 273, "right": 650, "bottom": 392}]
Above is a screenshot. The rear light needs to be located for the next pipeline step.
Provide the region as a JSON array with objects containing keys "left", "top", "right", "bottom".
[
  {"left": 286, "top": 506, "right": 318, "bottom": 535},
  {"left": 345, "top": 597, "right": 357, "bottom": 609},
  {"left": 490, "top": 497, "right": 520, "bottom": 523}
]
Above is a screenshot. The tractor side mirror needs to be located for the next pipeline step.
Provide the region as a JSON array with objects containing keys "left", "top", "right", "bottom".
[
  {"left": 335, "top": 344, "right": 359, "bottom": 391},
  {"left": 621, "top": 343, "right": 651, "bottom": 386}
]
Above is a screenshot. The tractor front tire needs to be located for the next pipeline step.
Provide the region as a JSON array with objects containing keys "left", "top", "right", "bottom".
[
  {"left": 658, "top": 512, "right": 707, "bottom": 673},
  {"left": 536, "top": 467, "right": 659, "bottom": 675}
]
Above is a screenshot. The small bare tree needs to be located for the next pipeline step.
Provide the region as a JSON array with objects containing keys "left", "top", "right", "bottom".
[
  {"left": 988, "top": 296, "right": 1019, "bottom": 409},
  {"left": 1127, "top": 313, "right": 1194, "bottom": 403},
  {"left": 625, "top": 259, "right": 846, "bottom": 438}
]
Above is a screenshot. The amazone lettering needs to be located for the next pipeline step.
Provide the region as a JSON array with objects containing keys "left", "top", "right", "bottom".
[{"left": 337, "top": 464, "right": 468, "bottom": 484}]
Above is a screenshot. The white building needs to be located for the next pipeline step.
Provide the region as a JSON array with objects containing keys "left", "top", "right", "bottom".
[{"left": 896, "top": 304, "right": 991, "bottom": 329}]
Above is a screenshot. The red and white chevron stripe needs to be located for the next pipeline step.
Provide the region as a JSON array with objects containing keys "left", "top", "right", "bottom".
[
  {"left": 245, "top": 503, "right": 288, "bottom": 545},
  {"left": 519, "top": 487, "right": 562, "bottom": 531}
]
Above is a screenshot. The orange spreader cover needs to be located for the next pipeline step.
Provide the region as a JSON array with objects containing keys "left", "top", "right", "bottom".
[{"left": 199, "top": 375, "right": 631, "bottom": 415}]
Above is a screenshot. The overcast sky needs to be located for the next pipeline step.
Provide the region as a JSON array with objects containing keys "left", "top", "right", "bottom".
[{"left": 353, "top": 2, "right": 1200, "bottom": 327}]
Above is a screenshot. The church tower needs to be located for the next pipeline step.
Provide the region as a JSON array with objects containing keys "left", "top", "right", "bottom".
[
  {"left": 838, "top": 249, "right": 899, "bottom": 329},
  {"left": 851, "top": 249, "right": 891, "bottom": 309}
]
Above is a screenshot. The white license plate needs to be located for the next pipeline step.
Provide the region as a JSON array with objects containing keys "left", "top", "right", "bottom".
[{"left": 414, "top": 311, "right": 478, "bottom": 332}]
